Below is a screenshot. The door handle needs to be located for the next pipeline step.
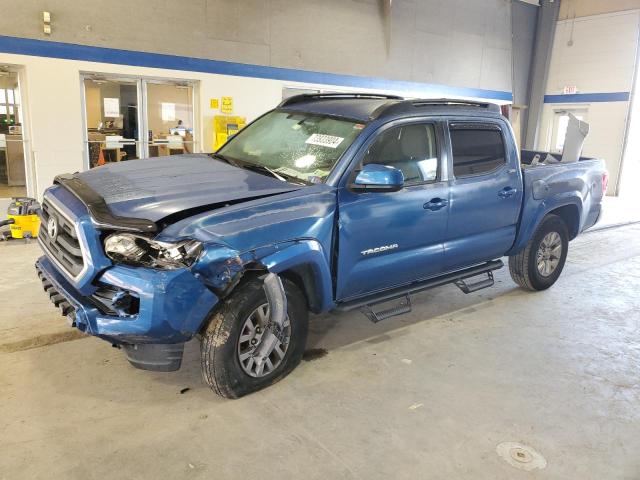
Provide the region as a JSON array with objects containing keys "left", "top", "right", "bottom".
[
  {"left": 423, "top": 198, "right": 449, "bottom": 211},
  {"left": 498, "top": 187, "right": 516, "bottom": 199}
]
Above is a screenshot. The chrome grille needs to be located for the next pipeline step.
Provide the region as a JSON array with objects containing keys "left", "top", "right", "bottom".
[{"left": 39, "top": 199, "right": 85, "bottom": 278}]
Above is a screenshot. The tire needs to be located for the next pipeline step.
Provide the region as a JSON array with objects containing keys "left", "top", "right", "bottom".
[
  {"left": 200, "top": 275, "right": 308, "bottom": 399},
  {"left": 509, "top": 214, "right": 569, "bottom": 291}
]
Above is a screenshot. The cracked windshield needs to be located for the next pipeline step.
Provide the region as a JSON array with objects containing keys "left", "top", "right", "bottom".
[{"left": 217, "top": 110, "right": 364, "bottom": 184}]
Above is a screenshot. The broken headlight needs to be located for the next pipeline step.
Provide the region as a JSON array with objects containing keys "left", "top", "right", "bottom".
[{"left": 104, "top": 233, "right": 203, "bottom": 270}]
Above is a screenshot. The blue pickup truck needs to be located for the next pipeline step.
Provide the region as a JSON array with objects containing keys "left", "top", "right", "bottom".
[{"left": 36, "top": 94, "right": 606, "bottom": 398}]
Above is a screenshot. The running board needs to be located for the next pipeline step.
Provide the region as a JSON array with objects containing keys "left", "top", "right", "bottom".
[
  {"left": 335, "top": 260, "right": 503, "bottom": 322},
  {"left": 362, "top": 295, "right": 412, "bottom": 323},
  {"left": 454, "top": 271, "right": 495, "bottom": 294}
]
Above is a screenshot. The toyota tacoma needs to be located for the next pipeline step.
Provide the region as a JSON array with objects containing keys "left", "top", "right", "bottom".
[{"left": 35, "top": 94, "right": 607, "bottom": 398}]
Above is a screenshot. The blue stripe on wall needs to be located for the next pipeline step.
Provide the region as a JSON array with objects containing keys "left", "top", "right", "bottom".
[
  {"left": 544, "top": 92, "right": 630, "bottom": 103},
  {"left": 0, "top": 35, "right": 513, "bottom": 101}
]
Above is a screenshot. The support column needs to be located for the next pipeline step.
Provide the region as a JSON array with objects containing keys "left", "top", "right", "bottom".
[{"left": 523, "top": 0, "right": 560, "bottom": 150}]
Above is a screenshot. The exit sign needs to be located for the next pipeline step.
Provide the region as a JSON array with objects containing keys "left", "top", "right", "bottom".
[{"left": 563, "top": 86, "right": 578, "bottom": 94}]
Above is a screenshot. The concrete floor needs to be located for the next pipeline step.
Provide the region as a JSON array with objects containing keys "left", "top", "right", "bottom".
[{"left": 1, "top": 224, "right": 640, "bottom": 479}]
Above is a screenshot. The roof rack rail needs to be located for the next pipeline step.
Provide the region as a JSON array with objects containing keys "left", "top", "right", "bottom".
[
  {"left": 279, "top": 92, "right": 403, "bottom": 107},
  {"left": 369, "top": 98, "right": 502, "bottom": 119},
  {"left": 410, "top": 98, "right": 501, "bottom": 113}
]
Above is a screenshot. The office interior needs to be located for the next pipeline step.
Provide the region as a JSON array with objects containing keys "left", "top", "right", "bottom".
[
  {"left": 0, "top": 70, "right": 26, "bottom": 197},
  {"left": 84, "top": 76, "right": 195, "bottom": 168}
]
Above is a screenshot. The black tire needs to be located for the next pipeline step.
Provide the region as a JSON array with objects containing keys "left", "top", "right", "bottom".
[
  {"left": 200, "top": 275, "right": 308, "bottom": 398},
  {"left": 509, "top": 214, "right": 569, "bottom": 291}
]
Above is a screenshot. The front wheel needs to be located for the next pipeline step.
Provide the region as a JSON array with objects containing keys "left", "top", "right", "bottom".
[
  {"left": 200, "top": 276, "right": 308, "bottom": 398},
  {"left": 509, "top": 214, "right": 569, "bottom": 291}
]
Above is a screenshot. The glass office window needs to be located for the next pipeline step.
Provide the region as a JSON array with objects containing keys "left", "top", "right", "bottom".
[
  {"left": 82, "top": 75, "right": 197, "bottom": 168},
  {"left": 83, "top": 77, "right": 140, "bottom": 168},
  {"left": 146, "top": 82, "right": 195, "bottom": 158},
  {"left": 0, "top": 71, "right": 27, "bottom": 197}
]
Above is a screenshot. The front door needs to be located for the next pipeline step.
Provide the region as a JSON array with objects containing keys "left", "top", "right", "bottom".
[
  {"left": 336, "top": 121, "right": 450, "bottom": 300},
  {"left": 444, "top": 120, "right": 522, "bottom": 270}
]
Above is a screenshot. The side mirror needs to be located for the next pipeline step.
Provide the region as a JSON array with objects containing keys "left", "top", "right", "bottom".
[{"left": 350, "top": 164, "right": 404, "bottom": 192}]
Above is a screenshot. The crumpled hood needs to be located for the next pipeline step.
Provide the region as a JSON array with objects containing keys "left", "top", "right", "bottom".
[{"left": 76, "top": 154, "right": 302, "bottom": 222}]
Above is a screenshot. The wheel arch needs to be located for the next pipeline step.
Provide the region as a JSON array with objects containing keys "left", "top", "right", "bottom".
[
  {"left": 278, "top": 266, "right": 320, "bottom": 313},
  {"left": 547, "top": 204, "right": 580, "bottom": 240},
  {"left": 508, "top": 197, "right": 583, "bottom": 256},
  {"left": 259, "top": 240, "right": 334, "bottom": 314}
]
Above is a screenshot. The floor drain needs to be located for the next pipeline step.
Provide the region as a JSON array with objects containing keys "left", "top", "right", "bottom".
[{"left": 496, "top": 442, "right": 547, "bottom": 471}]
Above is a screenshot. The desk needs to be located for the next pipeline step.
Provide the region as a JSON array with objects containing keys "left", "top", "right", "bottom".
[
  {"left": 150, "top": 132, "right": 192, "bottom": 157},
  {"left": 88, "top": 131, "right": 132, "bottom": 166},
  {"left": 101, "top": 147, "right": 127, "bottom": 162},
  {"left": 150, "top": 140, "right": 187, "bottom": 157}
]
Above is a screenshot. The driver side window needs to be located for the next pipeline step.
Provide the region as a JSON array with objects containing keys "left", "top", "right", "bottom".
[{"left": 360, "top": 123, "right": 439, "bottom": 185}]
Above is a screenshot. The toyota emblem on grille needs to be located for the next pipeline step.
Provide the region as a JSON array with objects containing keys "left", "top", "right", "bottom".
[{"left": 47, "top": 216, "right": 58, "bottom": 240}]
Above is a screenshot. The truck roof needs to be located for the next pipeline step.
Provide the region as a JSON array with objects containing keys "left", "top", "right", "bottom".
[{"left": 278, "top": 93, "right": 503, "bottom": 123}]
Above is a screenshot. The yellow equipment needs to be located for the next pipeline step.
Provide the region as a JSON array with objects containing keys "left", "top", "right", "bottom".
[
  {"left": 213, "top": 115, "right": 246, "bottom": 150},
  {"left": 1, "top": 198, "right": 41, "bottom": 240}
]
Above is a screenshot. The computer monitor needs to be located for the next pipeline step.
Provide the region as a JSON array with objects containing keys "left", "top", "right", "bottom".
[{"left": 169, "top": 127, "right": 187, "bottom": 137}]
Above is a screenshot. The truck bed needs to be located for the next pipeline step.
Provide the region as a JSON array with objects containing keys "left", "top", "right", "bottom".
[
  {"left": 507, "top": 149, "right": 606, "bottom": 256},
  {"left": 520, "top": 149, "right": 597, "bottom": 166}
]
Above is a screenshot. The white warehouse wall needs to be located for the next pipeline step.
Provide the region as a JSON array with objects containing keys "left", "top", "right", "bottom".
[
  {"left": 1, "top": 0, "right": 522, "bottom": 199},
  {"left": 0, "top": 49, "right": 512, "bottom": 199},
  {"left": 0, "top": 0, "right": 513, "bottom": 93},
  {"left": 0, "top": 52, "right": 287, "bottom": 198},
  {"left": 537, "top": 10, "right": 640, "bottom": 194}
]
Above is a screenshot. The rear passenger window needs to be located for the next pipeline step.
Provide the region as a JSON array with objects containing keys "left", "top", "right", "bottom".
[{"left": 450, "top": 125, "right": 506, "bottom": 178}]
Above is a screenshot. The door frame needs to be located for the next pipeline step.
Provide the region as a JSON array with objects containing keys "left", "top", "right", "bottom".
[
  {"left": 337, "top": 116, "right": 452, "bottom": 188},
  {"left": 142, "top": 78, "right": 198, "bottom": 157},
  {"left": 80, "top": 72, "right": 144, "bottom": 169},
  {"left": 0, "top": 64, "right": 32, "bottom": 197},
  {"left": 335, "top": 117, "right": 452, "bottom": 300},
  {"left": 441, "top": 116, "right": 522, "bottom": 270},
  {"left": 80, "top": 71, "right": 199, "bottom": 170}
]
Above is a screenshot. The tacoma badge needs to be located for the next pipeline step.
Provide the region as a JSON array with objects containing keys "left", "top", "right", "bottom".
[{"left": 361, "top": 244, "right": 398, "bottom": 256}]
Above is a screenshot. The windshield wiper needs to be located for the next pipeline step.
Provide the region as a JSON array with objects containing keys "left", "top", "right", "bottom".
[
  {"left": 240, "top": 162, "right": 310, "bottom": 185},
  {"left": 210, "top": 153, "right": 237, "bottom": 166},
  {"left": 238, "top": 162, "right": 284, "bottom": 181},
  {"left": 256, "top": 165, "right": 287, "bottom": 182},
  {"left": 272, "top": 168, "right": 313, "bottom": 186},
  {"left": 212, "top": 154, "right": 309, "bottom": 185}
]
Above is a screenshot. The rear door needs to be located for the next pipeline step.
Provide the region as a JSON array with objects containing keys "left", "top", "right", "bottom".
[
  {"left": 443, "top": 120, "right": 522, "bottom": 270},
  {"left": 336, "top": 120, "right": 450, "bottom": 300}
]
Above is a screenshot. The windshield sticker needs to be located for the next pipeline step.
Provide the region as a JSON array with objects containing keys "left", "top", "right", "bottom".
[
  {"left": 305, "top": 133, "right": 344, "bottom": 149},
  {"left": 354, "top": 124, "right": 365, "bottom": 130}
]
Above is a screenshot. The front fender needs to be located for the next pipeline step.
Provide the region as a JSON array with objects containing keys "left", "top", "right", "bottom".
[{"left": 260, "top": 240, "right": 334, "bottom": 313}]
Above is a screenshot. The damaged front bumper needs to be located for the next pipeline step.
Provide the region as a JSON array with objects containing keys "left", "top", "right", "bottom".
[{"left": 35, "top": 255, "right": 219, "bottom": 370}]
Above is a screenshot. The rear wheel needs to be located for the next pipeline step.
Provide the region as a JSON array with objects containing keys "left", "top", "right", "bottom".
[
  {"left": 200, "top": 276, "right": 308, "bottom": 398},
  {"left": 509, "top": 214, "right": 569, "bottom": 291}
]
